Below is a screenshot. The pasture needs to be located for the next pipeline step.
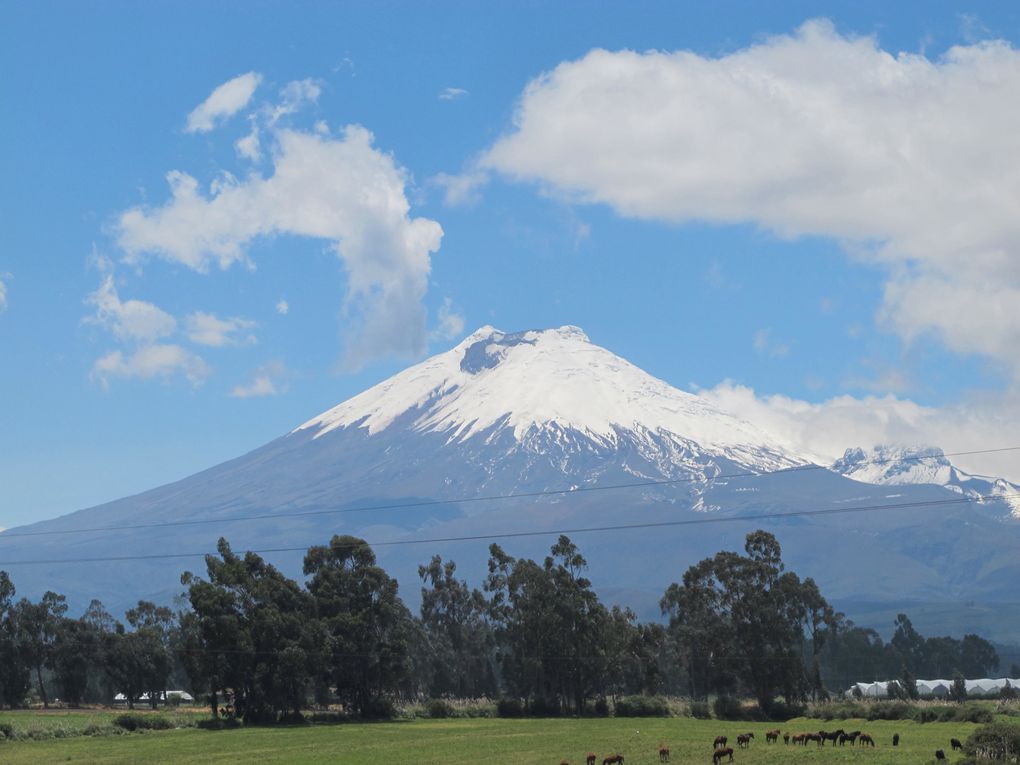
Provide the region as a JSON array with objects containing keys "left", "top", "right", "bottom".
[{"left": 0, "top": 712, "right": 987, "bottom": 765}]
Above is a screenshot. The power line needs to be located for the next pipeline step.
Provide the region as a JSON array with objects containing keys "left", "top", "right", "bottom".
[
  {"left": 1, "top": 491, "right": 1015, "bottom": 567},
  {"left": 2, "top": 445, "right": 1016, "bottom": 540}
]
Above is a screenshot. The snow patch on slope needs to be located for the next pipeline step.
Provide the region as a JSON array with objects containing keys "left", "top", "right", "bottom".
[{"left": 296, "top": 326, "right": 807, "bottom": 468}]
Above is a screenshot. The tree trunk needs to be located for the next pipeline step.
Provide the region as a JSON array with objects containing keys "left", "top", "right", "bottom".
[{"left": 36, "top": 665, "right": 48, "bottom": 709}]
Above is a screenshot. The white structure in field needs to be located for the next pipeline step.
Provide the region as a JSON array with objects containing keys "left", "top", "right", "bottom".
[
  {"left": 113, "top": 689, "right": 195, "bottom": 704},
  {"left": 846, "top": 678, "right": 1019, "bottom": 698}
]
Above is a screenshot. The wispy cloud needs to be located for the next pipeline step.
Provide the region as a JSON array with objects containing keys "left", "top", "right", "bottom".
[
  {"left": 439, "top": 87, "right": 468, "bottom": 101},
  {"left": 430, "top": 297, "right": 465, "bottom": 341},
  {"left": 230, "top": 360, "right": 290, "bottom": 398},
  {"left": 267, "top": 79, "right": 322, "bottom": 124},
  {"left": 85, "top": 276, "right": 176, "bottom": 343},
  {"left": 185, "top": 72, "right": 262, "bottom": 134},
  {"left": 92, "top": 345, "right": 210, "bottom": 389},
  {"left": 275, "top": 299, "right": 289, "bottom": 315},
  {"left": 185, "top": 311, "right": 257, "bottom": 347},
  {"left": 753, "top": 328, "right": 790, "bottom": 359},
  {"left": 0, "top": 272, "right": 10, "bottom": 312},
  {"left": 432, "top": 168, "right": 490, "bottom": 206}
]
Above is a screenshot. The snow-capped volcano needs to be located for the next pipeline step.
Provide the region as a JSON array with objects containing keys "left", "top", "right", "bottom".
[
  {"left": 833, "top": 445, "right": 1020, "bottom": 519},
  {"left": 4, "top": 325, "right": 1020, "bottom": 640},
  {"left": 297, "top": 325, "right": 804, "bottom": 472}
]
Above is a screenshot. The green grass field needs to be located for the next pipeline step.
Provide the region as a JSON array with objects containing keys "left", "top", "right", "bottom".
[{"left": 0, "top": 712, "right": 988, "bottom": 765}]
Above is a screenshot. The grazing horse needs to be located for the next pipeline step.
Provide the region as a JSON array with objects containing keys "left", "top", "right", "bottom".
[
  {"left": 791, "top": 733, "right": 805, "bottom": 745},
  {"left": 820, "top": 729, "right": 845, "bottom": 746},
  {"left": 766, "top": 729, "right": 781, "bottom": 744},
  {"left": 712, "top": 747, "right": 734, "bottom": 765},
  {"left": 603, "top": 756, "right": 624, "bottom": 765},
  {"left": 859, "top": 734, "right": 875, "bottom": 747},
  {"left": 714, "top": 736, "right": 728, "bottom": 749},
  {"left": 561, "top": 760, "right": 570, "bottom": 765},
  {"left": 659, "top": 745, "right": 670, "bottom": 762},
  {"left": 587, "top": 755, "right": 597, "bottom": 765},
  {"left": 893, "top": 733, "right": 900, "bottom": 747},
  {"left": 805, "top": 733, "right": 823, "bottom": 746},
  {"left": 846, "top": 731, "right": 861, "bottom": 746},
  {"left": 935, "top": 750, "right": 946, "bottom": 762},
  {"left": 951, "top": 739, "right": 963, "bottom": 751},
  {"left": 737, "top": 735, "right": 751, "bottom": 749},
  {"left": 783, "top": 734, "right": 790, "bottom": 745}
]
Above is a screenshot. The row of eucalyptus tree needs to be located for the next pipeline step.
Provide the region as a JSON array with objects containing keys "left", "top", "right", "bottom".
[{"left": 0, "top": 530, "right": 1003, "bottom": 717}]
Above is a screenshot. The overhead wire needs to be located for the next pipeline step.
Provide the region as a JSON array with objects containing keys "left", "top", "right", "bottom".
[
  {"left": 1, "top": 445, "right": 1017, "bottom": 540},
  {"left": 1, "top": 490, "right": 1016, "bottom": 567}
]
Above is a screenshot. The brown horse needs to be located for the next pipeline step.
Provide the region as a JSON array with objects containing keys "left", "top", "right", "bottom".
[
  {"left": 765, "top": 729, "right": 781, "bottom": 744},
  {"left": 712, "top": 747, "right": 734, "bottom": 764},
  {"left": 587, "top": 754, "right": 597, "bottom": 765},
  {"left": 714, "top": 736, "right": 728, "bottom": 749},
  {"left": 859, "top": 734, "right": 875, "bottom": 747},
  {"left": 791, "top": 733, "right": 805, "bottom": 745},
  {"left": 737, "top": 734, "right": 753, "bottom": 749},
  {"left": 783, "top": 734, "right": 790, "bottom": 745},
  {"left": 603, "top": 756, "right": 625, "bottom": 765},
  {"left": 659, "top": 745, "right": 670, "bottom": 762}
]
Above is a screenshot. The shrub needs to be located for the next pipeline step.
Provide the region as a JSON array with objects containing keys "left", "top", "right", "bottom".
[
  {"left": 593, "top": 697, "right": 610, "bottom": 717},
  {"left": 426, "top": 699, "right": 457, "bottom": 719},
  {"left": 615, "top": 695, "right": 671, "bottom": 717},
  {"left": 713, "top": 695, "right": 746, "bottom": 721},
  {"left": 306, "top": 711, "right": 347, "bottom": 724},
  {"left": 690, "top": 700, "right": 713, "bottom": 719},
  {"left": 362, "top": 698, "right": 396, "bottom": 719},
  {"left": 865, "top": 701, "right": 913, "bottom": 720},
  {"left": 497, "top": 697, "right": 524, "bottom": 717},
  {"left": 0, "top": 722, "right": 12, "bottom": 739},
  {"left": 528, "top": 697, "right": 562, "bottom": 717},
  {"left": 767, "top": 700, "right": 806, "bottom": 721},
  {"left": 961, "top": 721, "right": 1020, "bottom": 764},
  {"left": 196, "top": 716, "right": 242, "bottom": 730}
]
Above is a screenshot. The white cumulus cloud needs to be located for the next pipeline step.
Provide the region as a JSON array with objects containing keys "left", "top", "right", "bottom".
[
  {"left": 185, "top": 72, "right": 262, "bottom": 134},
  {"left": 480, "top": 20, "right": 1020, "bottom": 376},
  {"left": 699, "top": 381, "right": 1020, "bottom": 483},
  {"left": 116, "top": 125, "right": 444, "bottom": 367},
  {"left": 185, "top": 311, "right": 257, "bottom": 347},
  {"left": 275, "top": 299, "right": 289, "bottom": 315}
]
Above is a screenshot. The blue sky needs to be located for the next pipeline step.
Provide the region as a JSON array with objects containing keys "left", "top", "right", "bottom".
[{"left": 3, "top": 1, "right": 1020, "bottom": 529}]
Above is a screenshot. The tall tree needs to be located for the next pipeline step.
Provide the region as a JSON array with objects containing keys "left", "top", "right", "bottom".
[
  {"left": 959, "top": 634, "right": 999, "bottom": 678},
  {"left": 418, "top": 555, "right": 496, "bottom": 698},
  {"left": 0, "top": 572, "right": 31, "bottom": 707},
  {"left": 13, "top": 591, "right": 67, "bottom": 708},
  {"left": 304, "top": 535, "right": 412, "bottom": 717},
  {"left": 183, "top": 538, "right": 317, "bottom": 721},
  {"left": 661, "top": 531, "right": 820, "bottom": 712},
  {"left": 891, "top": 613, "right": 925, "bottom": 673},
  {"left": 125, "top": 601, "right": 174, "bottom": 709}
]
